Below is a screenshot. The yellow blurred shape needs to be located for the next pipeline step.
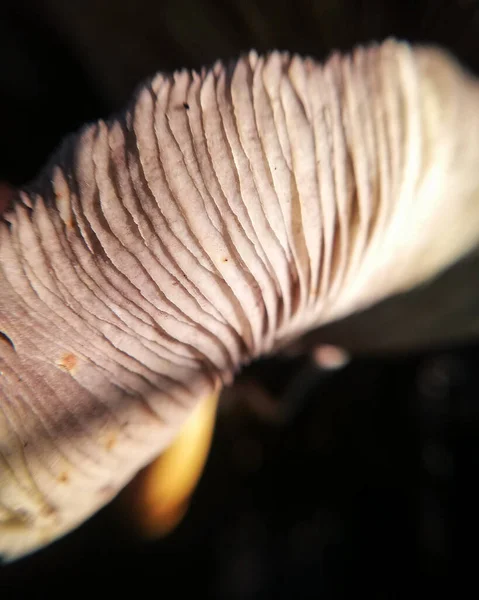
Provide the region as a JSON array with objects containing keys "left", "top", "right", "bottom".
[{"left": 125, "top": 390, "right": 220, "bottom": 538}]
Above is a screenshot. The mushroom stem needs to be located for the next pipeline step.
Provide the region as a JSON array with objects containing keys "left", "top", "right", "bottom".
[
  {"left": 1, "top": 39, "right": 479, "bottom": 560},
  {"left": 120, "top": 387, "right": 220, "bottom": 538}
]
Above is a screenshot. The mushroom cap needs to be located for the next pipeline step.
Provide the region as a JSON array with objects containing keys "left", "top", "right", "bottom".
[{"left": 1, "top": 39, "right": 479, "bottom": 560}]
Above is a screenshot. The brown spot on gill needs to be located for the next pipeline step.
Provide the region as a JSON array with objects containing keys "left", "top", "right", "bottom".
[
  {"left": 0, "top": 509, "right": 31, "bottom": 529},
  {"left": 40, "top": 504, "right": 56, "bottom": 519},
  {"left": 57, "top": 353, "right": 78, "bottom": 374},
  {"left": 57, "top": 472, "right": 69, "bottom": 484},
  {"left": 105, "top": 434, "right": 117, "bottom": 451}
]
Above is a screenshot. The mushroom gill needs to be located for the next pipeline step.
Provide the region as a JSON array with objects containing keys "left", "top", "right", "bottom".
[{"left": 1, "top": 39, "right": 479, "bottom": 560}]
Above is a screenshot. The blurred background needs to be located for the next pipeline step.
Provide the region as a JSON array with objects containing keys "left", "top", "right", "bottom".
[{"left": 1, "top": 0, "right": 478, "bottom": 597}]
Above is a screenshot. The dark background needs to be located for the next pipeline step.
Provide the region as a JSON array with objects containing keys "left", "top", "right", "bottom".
[{"left": 1, "top": 1, "right": 479, "bottom": 597}]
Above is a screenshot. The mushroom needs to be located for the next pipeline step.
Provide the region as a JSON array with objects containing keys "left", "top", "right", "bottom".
[{"left": 1, "top": 38, "right": 479, "bottom": 561}]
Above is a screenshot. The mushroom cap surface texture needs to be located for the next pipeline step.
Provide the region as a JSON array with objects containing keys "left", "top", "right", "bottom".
[{"left": 1, "top": 39, "right": 479, "bottom": 560}]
